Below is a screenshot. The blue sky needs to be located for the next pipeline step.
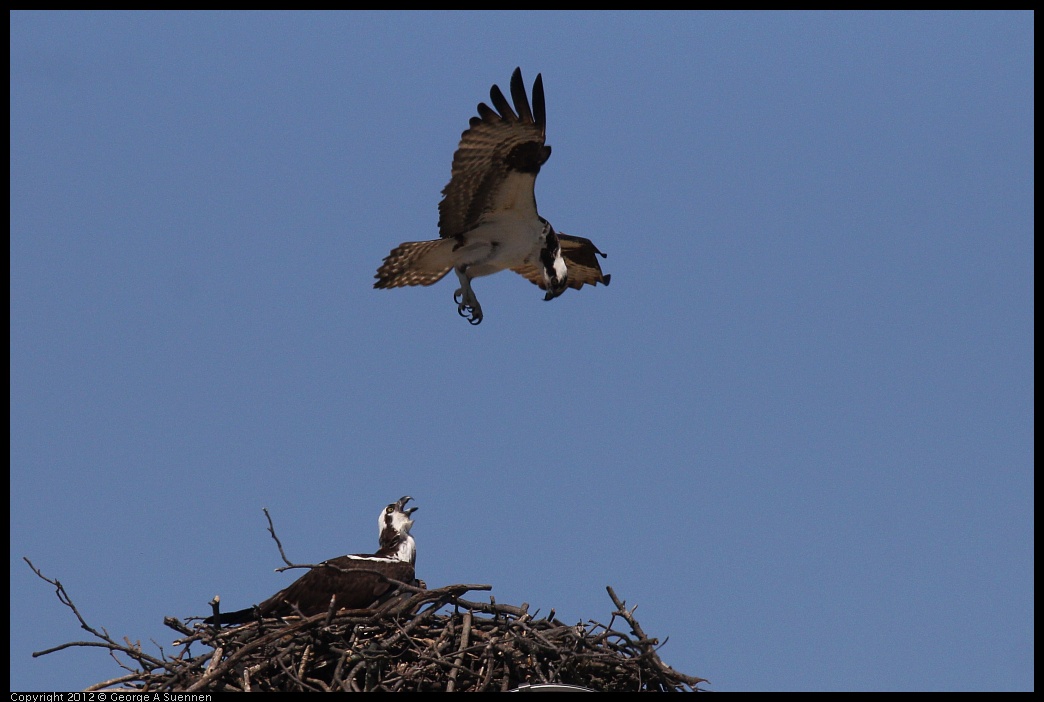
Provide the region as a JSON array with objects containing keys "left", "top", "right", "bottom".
[{"left": 10, "top": 11, "right": 1033, "bottom": 692}]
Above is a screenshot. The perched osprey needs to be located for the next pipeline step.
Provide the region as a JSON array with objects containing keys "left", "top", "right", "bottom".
[
  {"left": 204, "top": 496, "right": 418, "bottom": 625},
  {"left": 374, "top": 68, "right": 611, "bottom": 325}
]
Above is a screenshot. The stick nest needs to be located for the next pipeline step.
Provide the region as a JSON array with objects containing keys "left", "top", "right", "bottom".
[{"left": 28, "top": 558, "right": 707, "bottom": 692}]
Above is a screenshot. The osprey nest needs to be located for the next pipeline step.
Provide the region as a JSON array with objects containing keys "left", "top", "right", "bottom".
[{"left": 28, "top": 559, "right": 707, "bottom": 692}]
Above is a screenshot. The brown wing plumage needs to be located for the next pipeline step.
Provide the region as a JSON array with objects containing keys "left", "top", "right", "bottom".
[
  {"left": 511, "top": 233, "right": 612, "bottom": 291},
  {"left": 257, "top": 558, "right": 415, "bottom": 617},
  {"left": 207, "top": 558, "right": 415, "bottom": 624},
  {"left": 437, "top": 68, "right": 551, "bottom": 238}
]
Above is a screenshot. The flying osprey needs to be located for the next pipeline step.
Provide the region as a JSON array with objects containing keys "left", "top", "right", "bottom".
[
  {"left": 374, "top": 67, "right": 610, "bottom": 325},
  {"left": 204, "top": 496, "right": 418, "bottom": 625}
]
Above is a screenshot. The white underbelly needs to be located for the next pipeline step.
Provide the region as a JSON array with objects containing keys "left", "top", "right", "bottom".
[{"left": 456, "top": 215, "right": 544, "bottom": 278}]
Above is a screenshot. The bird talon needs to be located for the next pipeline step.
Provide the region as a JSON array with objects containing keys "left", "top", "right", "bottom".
[
  {"left": 457, "top": 302, "right": 482, "bottom": 325},
  {"left": 454, "top": 285, "right": 483, "bottom": 324}
]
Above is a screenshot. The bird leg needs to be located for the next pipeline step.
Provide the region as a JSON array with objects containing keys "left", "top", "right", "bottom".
[{"left": 453, "top": 268, "right": 483, "bottom": 325}]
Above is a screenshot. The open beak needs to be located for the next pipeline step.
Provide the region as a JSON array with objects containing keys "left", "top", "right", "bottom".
[{"left": 397, "top": 495, "right": 418, "bottom": 516}]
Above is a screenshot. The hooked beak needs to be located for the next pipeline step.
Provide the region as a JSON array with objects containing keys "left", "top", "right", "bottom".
[{"left": 397, "top": 495, "right": 418, "bottom": 516}]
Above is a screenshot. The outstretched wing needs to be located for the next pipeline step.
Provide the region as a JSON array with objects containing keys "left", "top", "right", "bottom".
[
  {"left": 438, "top": 68, "right": 551, "bottom": 239},
  {"left": 512, "top": 234, "right": 612, "bottom": 291}
]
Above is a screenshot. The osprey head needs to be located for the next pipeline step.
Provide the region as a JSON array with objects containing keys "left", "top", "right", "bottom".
[
  {"left": 539, "top": 221, "right": 569, "bottom": 301},
  {"left": 380, "top": 495, "right": 417, "bottom": 537},
  {"left": 377, "top": 493, "right": 417, "bottom": 564},
  {"left": 377, "top": 496, "right": 418, "bottom": 564}
]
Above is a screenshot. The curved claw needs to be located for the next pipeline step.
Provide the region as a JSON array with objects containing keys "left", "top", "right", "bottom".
[
  {"left": 453, "top": 288, "right": 483, "bottom": 325},
  {"left": 457, "top": 302, "right": 482, "bottom": 325}
]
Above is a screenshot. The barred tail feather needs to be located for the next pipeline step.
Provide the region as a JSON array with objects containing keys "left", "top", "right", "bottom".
[{"left": 374, "top": 239, "right": 455, "bottom": 288}]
